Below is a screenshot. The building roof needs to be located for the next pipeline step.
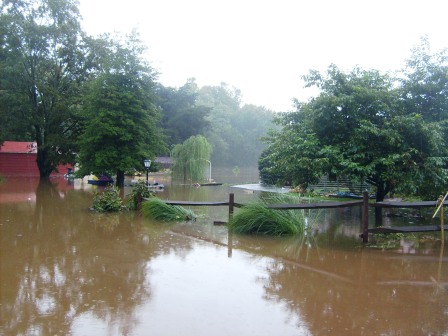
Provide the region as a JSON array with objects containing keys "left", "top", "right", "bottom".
[
  {"left": 155, "top": 156, "right": 172, "bottom": 164},
  {"left": 0, "top": 141, "right": 37, "bottom": 154}
]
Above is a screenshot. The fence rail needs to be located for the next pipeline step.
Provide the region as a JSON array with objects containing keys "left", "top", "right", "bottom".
[
  {"left": 267, "top": 200, "right": 362, "bottom": 209},
  {"left": 154, "top": 192, "right": 448, "bottom": 243}
]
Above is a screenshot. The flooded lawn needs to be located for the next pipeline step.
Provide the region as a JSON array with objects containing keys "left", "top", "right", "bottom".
[{"left": 1, "top": 170, "right": 447, "bottom": 335}]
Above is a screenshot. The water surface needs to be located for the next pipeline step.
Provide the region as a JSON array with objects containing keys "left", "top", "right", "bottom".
[{"left": 1, "top": 170, "right": 447, "bottom": 335}]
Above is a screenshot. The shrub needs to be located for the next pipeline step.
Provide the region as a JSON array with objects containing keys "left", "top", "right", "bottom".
[
  {"left": 91, "top": 186, "right": 123, "bottom": 212},
  {"left": 126, "top": 182, "right": 155, "bottom": 210}
]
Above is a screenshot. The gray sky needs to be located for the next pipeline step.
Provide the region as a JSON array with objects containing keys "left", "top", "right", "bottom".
[{"left": 79, "top": 0, "right": 447, "bottom": 111}]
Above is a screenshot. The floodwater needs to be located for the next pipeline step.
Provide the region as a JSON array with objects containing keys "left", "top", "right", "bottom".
[{"left": 1, "top": 168, "right": 447, "bottom": 336}]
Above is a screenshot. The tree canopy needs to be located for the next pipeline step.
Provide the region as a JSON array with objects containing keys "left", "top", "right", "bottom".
[
  {"left": 1, "top": 0, "right": 275, "bottom": 180},
  {"left": 197, "top": 83, "right": 275, "bottom": 167},
  {"left": 156, "top": 79, "right": 211, "bottom": 149},
  {"left": 76, "top": 33, "right": 165, "bottom": 187},
  {"left": 0, "top": 0, "right": 92, "bottom": 178},
  {"left": 260, "top": 45, "right": 448, "bottom": 201},
  {"left": 1, "top": 1, "right": 167, "bottom": 184}
]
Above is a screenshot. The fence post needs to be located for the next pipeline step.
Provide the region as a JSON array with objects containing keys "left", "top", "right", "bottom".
[
  {"left": 228, "top": 193, "right": 234, "bottom": 220},
  {"left": 362, "top": 191, "right": 369, "bottom": 243},
  {"left": 227, "top": 193, "right": 235, "bottom": 258}
]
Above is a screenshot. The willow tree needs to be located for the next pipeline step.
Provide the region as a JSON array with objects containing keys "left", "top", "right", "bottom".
[{"left": 171, "top": 135, "right": 212, "bottom": 182}]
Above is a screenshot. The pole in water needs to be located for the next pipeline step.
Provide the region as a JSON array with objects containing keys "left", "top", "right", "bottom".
[
  {"left": 228, "top": 193, "right": 234, "bottom": 219},
  {"left": 362, "top": 191, "right": 369, "bottom": 243},
  {"left": 433, "top": 191, "right": 448, "bottom": 241}
]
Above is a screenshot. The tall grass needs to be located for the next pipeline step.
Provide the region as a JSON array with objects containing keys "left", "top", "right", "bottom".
[
  {"left": 141, "top": 197, "right": 196, "bottom": 222},
  {"left": 229, "top": 193, "right": 313, "bottom": 236}
]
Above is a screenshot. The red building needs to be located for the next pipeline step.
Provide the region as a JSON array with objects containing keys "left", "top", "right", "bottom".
[{"left": 0, "top": 141, "right": 73, "bottom": 176}]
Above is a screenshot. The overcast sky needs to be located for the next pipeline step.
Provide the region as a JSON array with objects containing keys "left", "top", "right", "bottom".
[{"left": 79, "top": 0, "right": 448, "bottom": 111}]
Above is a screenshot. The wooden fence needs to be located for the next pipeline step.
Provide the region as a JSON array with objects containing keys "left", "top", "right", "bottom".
[{"left": 161, "top": 192, "right": 447, "bottom": 243}]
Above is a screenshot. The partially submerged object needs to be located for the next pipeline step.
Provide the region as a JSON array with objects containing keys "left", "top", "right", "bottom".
[
  {"left": 130, "top": 180, "right": 164, "bottom": 190},
  {"left": 88, "top": 175, "right": 114, "bottom": 186},
  {"left": 199, "top": 182, "right": 223, "bottom": 186}
]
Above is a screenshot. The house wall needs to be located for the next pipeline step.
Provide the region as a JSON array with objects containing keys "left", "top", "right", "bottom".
[
  {"left": 155, "top": 156, "right": 173, "bottom": 169},
  {"left": 0, "top": 153, "right": 72, "bottom": 176}
]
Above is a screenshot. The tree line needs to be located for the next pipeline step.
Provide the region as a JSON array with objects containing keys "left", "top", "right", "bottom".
[
  {"left": 2, "top": 0, "right": 447, "bottom": 200},
  {"left": 260, "top": 37, "right": 448, "bottom": 201},
  {"left": 0, "top": 0, "right": 275, "bottom": 186}
]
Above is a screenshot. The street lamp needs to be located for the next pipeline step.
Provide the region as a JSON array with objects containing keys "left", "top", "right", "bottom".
[
  {"left": 143, "top": 159, "right": 151, "bottom": 185},
  {"left": 204, "top": 159, "right": 212, "bottom": 182}
]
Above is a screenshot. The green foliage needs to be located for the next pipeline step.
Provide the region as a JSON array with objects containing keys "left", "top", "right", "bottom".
[
  {"left": 197, "top": 83, "right": 275, "bottom": 167},
  {"left": 400, "top": 37, "right": 448, "bottom": 124},
  {"left": 91, "top": 186, "right": 123, "bottom": 212},
  {"left": 259, "top": 110, "right": 327, "bottom": 187},
  {"left": 261, "top": 51, "right": 448, "bottom": 201},
  {"left": 76, "top": 32, "right": 166, "bottom": 186},
  {"left": 229, "top": 193, "right": 313, "bottom": 236},
  {"left": 171, "top": 135, "right": 212, "bottom": 182},
  {"left": 141, "top": 198, "right": 196, "bottom": 222},
  {"left": 125, "top": 182, "right": 155, "bottom": 210},
  {"left": 232, "top": 166, "right": 240, "bottom": 176},
  {"left": 0, "top": 0, "right": 91, "bottom": 178},
  {"left": 91, "top": 182, "right": 157, "bottom": 212},
  {"left": 156, "top": 79, "right": 211, "bottom": 148}
]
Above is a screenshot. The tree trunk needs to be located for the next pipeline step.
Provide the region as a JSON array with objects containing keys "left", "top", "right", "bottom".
[
  {"left": 116, "top": 171, "right": 125, "bottom": 188},
  {"left": 36, "top": 147, "right": 53, "bottom": 180}
]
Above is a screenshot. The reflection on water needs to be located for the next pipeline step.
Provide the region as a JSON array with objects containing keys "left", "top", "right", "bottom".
[{"left": 0, "top": 171, "right": 447, "bottom": 335}]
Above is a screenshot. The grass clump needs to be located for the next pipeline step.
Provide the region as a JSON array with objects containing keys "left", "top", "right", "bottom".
[
  {"left": 141, "top": 197, "right": 196, "bottom": 222},
  {"left": 229, "top": 193, "right": 311, "bottom": 236}
]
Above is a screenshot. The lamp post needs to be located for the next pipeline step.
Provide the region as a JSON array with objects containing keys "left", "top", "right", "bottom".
[
  {"left": 204, "top": 159, "right": 212, "bottom": 182},
  {"left": 144, "top": 159, "right": 151, "bottom": 185}
]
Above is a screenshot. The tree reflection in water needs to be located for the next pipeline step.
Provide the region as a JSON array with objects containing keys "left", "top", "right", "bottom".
[{"left": 1, "top": 179, "right": 179, "bottom": 335}]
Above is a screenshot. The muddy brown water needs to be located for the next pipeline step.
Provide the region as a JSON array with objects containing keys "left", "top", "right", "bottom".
[{"left": 1, "top": 168, "right": 447, "bottom": 335}]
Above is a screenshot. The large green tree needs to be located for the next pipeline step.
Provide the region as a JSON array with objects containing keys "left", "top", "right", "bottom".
[
  {"left": 400, "top": 38, "right": 448, "bottom": 124},
  {"left": 259, "top": 104, "right": 326, "bottom": 188},
  {"left": 0, "top": 0, "right": 92, "bottom": 178},
  {"left": 156, "top": 78, "right": 211, "bottom": 148},
  {"left": 260, "top": 64, "right": 447, "bottom": 201},
  {"left": 76, "top": 33, "right": 165, "bottom": 187},
  {"left": 398, "top": 38, "right": 448, "bottom": 198},
  {"left": 198, "top": 83, "right": 274, "bottom": 167},
  {"left": 226, "top": 103, "right": 274, "bottom": 166}
]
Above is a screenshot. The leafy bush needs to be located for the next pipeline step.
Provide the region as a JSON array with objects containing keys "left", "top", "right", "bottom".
[
  {"left": 141, "top": 197, "right": 196, "bottom": 222},
  {"left": 91, "top": 186, "right": 123, "bottom": 212},
  {"left": 229, "top": 193, "right": 312, "bottom": 236},
  {"left": 126, "top": 182, "right": 155, "bottom": 210}
]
